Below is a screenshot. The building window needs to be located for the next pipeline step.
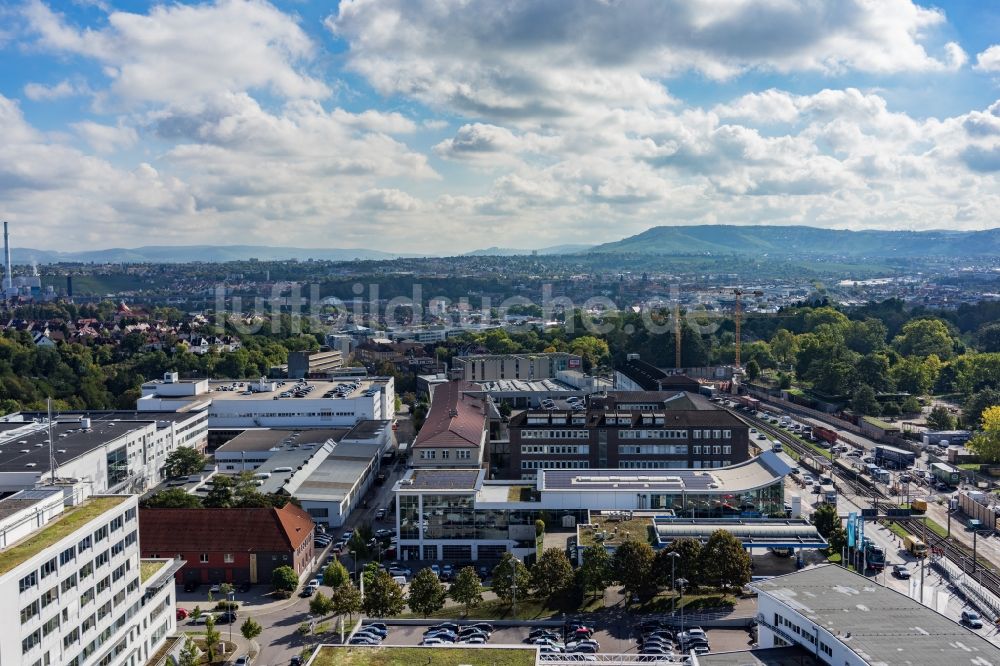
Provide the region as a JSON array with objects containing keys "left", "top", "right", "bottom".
[
  {"left": 224, "top": 554, "right": 234, "bottom": 563},
  {"left": 20, "top": 600, "right": 40, "bottom": 624},
  {"left": 723, "top": 430, "right": 731, "bottom": 439},
  {"left": 723, "top": 445, "right": 731, "bottom": 454},
  {"left": 441, "top": 450, "right": 450, "bottom": 459},
  {"left": 692, "top": 430, "right": 701, "bottom": 438},
  {"left": 40, "top": 558, "right": 57, "bottom": 579},
  {"left": 19, "top": 571, "right": 37, "bottom": 593},
  {"left": 200, "top": 554, "right": 209, "bottom": 563}
]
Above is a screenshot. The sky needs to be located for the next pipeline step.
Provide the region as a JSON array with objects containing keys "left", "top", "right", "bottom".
[{"left": 2, "top": 0, "right": 1000, "bottom": 254}]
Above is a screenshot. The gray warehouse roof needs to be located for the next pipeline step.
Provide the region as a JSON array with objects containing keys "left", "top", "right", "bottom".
[{"left": 754, "top": 565, "right": 1000, "bottom": 665}]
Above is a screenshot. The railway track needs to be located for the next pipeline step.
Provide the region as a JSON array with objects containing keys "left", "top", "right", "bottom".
[{"left": 727, "top": 405, "right": 1000, "bottom": 601}]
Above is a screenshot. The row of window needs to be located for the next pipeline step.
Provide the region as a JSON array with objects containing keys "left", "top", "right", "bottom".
[
  {"left": 772, "top": 612, "right": 833, "bottom": 659},
  {"left": 618, "top": 429, "right": 689, "bottom": 439},
  {"left": 692, "top": 445, "right": 732, "bottom": 455},
  {"left": 520, "top": 460, "right": 590, "bottom": 470},
  {"left": 417, "top": 449, "right": 473, "bottom": 460},
  {"left": 619, "top": 461, "right": 687, "bottom": 469},
  {"left": 519, "top": 429, "right": 590, "bottom": 440},
  {"left": 521, "top": 445, "right": 589, "bottom": 455},
  {"left": 619, "top": 445, "right": 688, "bottom": 455}
]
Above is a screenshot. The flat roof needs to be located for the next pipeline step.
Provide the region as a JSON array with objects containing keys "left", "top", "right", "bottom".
[
  {"left": 475, "top": 379, "right": 579, "bottom": 392},
  {"left": 207, "top": 378, "right": 390, "bottom": 402},
  {"left": 216, "top": 428, "right": 347, "bottom": 453},
  {"left": 342, "top": 420, "right": 390, "bottom": 440},
  {"left": 0, "top": 495, "right": 128, "bottom": 575},
  {"left": 540, "top": 451, "right": 789, "bottom": 492},
  {"left": 754, "top": 565, "right": 1000, "bottom": 665},
  {"left": 696, "top": 647, "right": 820, "bottom": 665},
  {"left": 0, "top": 488, "right": 62, "bottom": 521},
  {"left": 510, "top": 406, "right": 744, "bottom": 428},
  {"left": 288, "top": 442, "right": 382, "bottom": 501},
  {"left": 18, "top": 410, "right": 203, "bottom": 427},
  {"left": 0, "top": 419, "right": 148, "bottom": 472},
  {"left": 397, "top": 468, "right": 483, "bottom": 492},
  {"left": 653, "top": 518, "right": 826, "bottom": 548}
]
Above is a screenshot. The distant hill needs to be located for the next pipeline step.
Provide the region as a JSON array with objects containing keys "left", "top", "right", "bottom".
[
  {"left": 464, "top": 244, "right": 594, "bottom": 256},
  {"left": 10, "top": 245, "right": 399, "bottom": 264},
  {"left": 589, "top": 225, "right": 1000, "bottom": 257}
]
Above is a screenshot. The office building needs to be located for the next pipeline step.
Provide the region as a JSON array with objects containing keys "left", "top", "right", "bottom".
[
  {"left": 393, "top": 451, "right": 790, "bottom": 562},
  {"left": 287, "top": 349, "right": 344, "bottom": 379},
  {"left": 454, "top": 353, "right": 582, "bottom": 382},
  {"left": 137, "top": 372, "right": 395, "bottom": 430},
  {"left": 411, "top": 381, "right": 488, "bottom": 468},
  {"left": 754, "top": 565, "right": 1000, "bottom": 665},
  {"left": 0, "top": 411, "right": 208, "bottom": 496},
  {"left": 0, "top": 489, "right": 178, "bottom": 666},
  {"left": 507, "top": 397, "right": 749, "bottom": 479}
]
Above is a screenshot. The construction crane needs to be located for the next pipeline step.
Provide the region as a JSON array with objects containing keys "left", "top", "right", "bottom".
[{"left": 732, "top": 288, "right": 763, "bottom": 367}]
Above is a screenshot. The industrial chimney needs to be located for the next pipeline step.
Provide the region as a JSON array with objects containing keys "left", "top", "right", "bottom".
[{"left": 3, "top": 221, "right": 11, "bottom": 295}]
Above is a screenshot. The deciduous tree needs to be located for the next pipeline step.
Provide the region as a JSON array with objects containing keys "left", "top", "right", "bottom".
[
  {"left": 271, "top": 565, "right": 298, "bottom": 593},
  {"left": 969, "top": 406, "right": 1000, "bottom": 464},
  {"left": 163, "top": 446, "right": 206, "bottom": 479},
  {"left": 329, "top": 582, "right": 362, "bottom": 621},
  {"left": 531, "top": 548, "right": 573, "bottom": 599},
  {"left": 578, "top": 546, "right": 612, "bottom": 599},
  {"left": 926, "top": 405, "right": 955, "bottom": 431},
  {"left": 812, "top": 503, "right": 839, "bottom": 539},
  {"left": 449, "top": 567, "right": 484, "bottom": 616},
  {"left": 362, "top": 571, "right": 406, "bottom": 618},
  {"left": 612, "top": 539, "right": 655, "bottom": 598},
  {"left": 491, "top": 553, "right": 531, "bottom": 605},
  {"left": 408, "top": 568, "right": 447, "bottom": 617},
  {"left": 323, "top": 561, "right": 349, "bottom": 589},
  {"left": 699, "top": 530, "right": 751, "bottom": 593}
]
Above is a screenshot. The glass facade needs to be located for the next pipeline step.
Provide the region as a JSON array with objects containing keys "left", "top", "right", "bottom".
[
  {"left": 647, "top": 481, "right": 784, "bottom": 518},
  {"left": 399, "top": 492, "right": 588, "bottom": 541}
]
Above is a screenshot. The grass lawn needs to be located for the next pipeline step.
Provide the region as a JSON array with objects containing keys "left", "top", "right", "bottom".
[
  {"left": 311, "top": 646, "right": 536, "bottom": 666},
  {"left": 633, "top": 591, "right": 737, "bottom": 614},
  {"left": 579, "top": 514, "right": 653, "bottom": 548},
  {"left": 140, "top": 559, "right": 168, "bottom": 583},
  {"left": 0, "top": 496, "right": 127, "bottom": 575},
  {"left": 400, "top": 594, "right": 603, "bottom": 621}
]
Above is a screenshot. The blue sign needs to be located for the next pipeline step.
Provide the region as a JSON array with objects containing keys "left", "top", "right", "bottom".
[{"left": 847, "top": 512, "right": 856, "bottom": 548}]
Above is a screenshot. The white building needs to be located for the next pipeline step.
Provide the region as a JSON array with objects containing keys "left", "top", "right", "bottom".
[
  {"left": 0, "top": 488, "right": 178, "bottom": 666},
  {"left": 0, "top": 411, "right": 208, "bottom": 497},
  {"left": 137, "top": 373, "right": 395, "bottom": 429},
  {"left": 754, "top": 565, "right": 1000, "bottom": 665}
]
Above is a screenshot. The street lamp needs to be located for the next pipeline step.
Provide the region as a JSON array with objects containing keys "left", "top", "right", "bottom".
[
  {"left": 667, "top": 552, "right": 681, "bottom": 617},
  {"left": 675, "top": 577, "right": 688, "bottom": 634},
  {"left": 349, "top": 550, "right": 358, "bottom": 584},
  {"left": 227, "top": 591, "right": 236, "bottom": 644}
]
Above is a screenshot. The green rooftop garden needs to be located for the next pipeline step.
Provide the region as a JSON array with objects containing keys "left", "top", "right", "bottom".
[
  {"left": 140, "top": 559, "right": 169, "bottom": 583},
  {"left": 578, "top": 514, "right": 652, "bottom": 548},
  {"left": 0, "top": 496, "right": 127, "bottom": 576}
]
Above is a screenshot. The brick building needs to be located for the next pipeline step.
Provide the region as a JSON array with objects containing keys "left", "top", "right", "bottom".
[{"left": 139, "top": 503, "right": 315, "bottom": 585}]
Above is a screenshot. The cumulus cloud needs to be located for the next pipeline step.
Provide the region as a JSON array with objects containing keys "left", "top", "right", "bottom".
[
  {"left": 23, "top": 0, "right": 328, "bottom": 106},
  {"left": 975, "top": 45, "right": 1000, "bottom": 72},
  {"left": 23, "top": 79, "right": 81, "bottom": 101},
  {"left": 72, "top": 120, "right": 138, "bottom": 152}
]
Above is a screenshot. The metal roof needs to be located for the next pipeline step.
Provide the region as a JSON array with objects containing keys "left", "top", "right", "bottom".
[{"left": 654, "top": 518, "right": 827, "bottom": 548}]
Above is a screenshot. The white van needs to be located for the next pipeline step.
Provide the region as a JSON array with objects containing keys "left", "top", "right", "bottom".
[{"left": 273, "top": 467, "right": 293, "bottom": 473}]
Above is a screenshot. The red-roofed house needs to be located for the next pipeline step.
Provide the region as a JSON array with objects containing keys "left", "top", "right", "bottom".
[
  {"left": 411, "top": 380, "right": 488, "bottom": 468},
  {"left": 139, "top": 503, "right": 315, "bottom": 585}
]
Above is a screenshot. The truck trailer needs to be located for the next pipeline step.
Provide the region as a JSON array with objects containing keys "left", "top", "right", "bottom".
[{"left": 930, "top": 461, "right": 961, "bottom": 487}]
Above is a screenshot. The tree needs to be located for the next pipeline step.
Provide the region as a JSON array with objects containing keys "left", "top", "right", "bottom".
[
  {"left": 770, "top": 329, "right": 799, "bottom": 367},
  {"left": 203, "top": 474, "right": 235, "bottom": 508},
  {"left": 964, "top": 388, "right": 1000, "bottom": 429},
  {"left": 578, "top": 546, "right": 612, "bottom": 599},
  {"left": 653, "top": 537, "right": 703, "bottom": 591},
  {"left": 348, "top": 525, "right": 374, "bottom": 560},
  {"left": 178, "top": 637, "right": 200, "bottom": 666},
  {"left": 362, "top": 570, "right": 406, "bottom": 618},
  {"left": 240, "top": 617, "right": 262, "bottom": 643},
  {"left": 531, "top": 548, "right": 574, "bottom": 599},
  {"left": 926, "top": 405, "right": 955, "bottom": 431},
  {"left": 699, "top": 530, "right": 751, "bottom": 593},
  {"left": 978, "top": 323, "right": 1000, "bottom": 353},
  {"left": 827, "top": 525, "right": 847, "bottom": 558},
  {"left": 408, "top": 568, "right": 447, "bottom": 617},
  {"left": 163, "top": 446, "right": 206, "bottom": 479},
  {"left": 901, "top": 396, "right": 922, "bottom": 415},
  {"left": 612, "top": 539, "right": 655, "bottom": 598},
  {"left": 969, "top": 406, "right": 1000, "bottom": 464},
  {"left": 491, "top": 553, "right": 531, "bottom": 605},
  {"left": 498, "top": 400, "right": 512, "bottom": 417},
  {"left": 893, "top": 318, "right": 955, "bottom": 359},
  {"left": 203, "top": 615, "right": 221, "bottom": 663},
  {"left": 309, "top": 591, "right": 334, "bottom": 616},
  {"left": 534, "top": 519, "right": 545, "bottom": 537},
  {"left": 323, "top": 561, "right": 349, "bottom": 589},
  {"left": 140, "top": 488, "right": 202, "bottom": 508},
  {"left": 851, "top": 384, "right": 879, "bottom": 416},
  {"left": 812, "top": 503, "right": 840, "bottom": 539},
  {"left": 778, "top": 372, "right": 792, "bottom": 390},
  {"left": 329, "top": 581, "right": 362, "bottom": 620},
  {"left": 745, "top": 359, "right": 761, "bottom": 382},
  {"left": 568, "top": 335, "right": 610, "bottom": 370},
  {"left": 271, "top": 565, "right": 298, "bottom": 594},
  {"left": 449, "top": 567, "right": 484, "bottom": 616}
]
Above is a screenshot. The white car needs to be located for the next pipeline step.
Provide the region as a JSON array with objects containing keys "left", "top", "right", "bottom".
[{"left": 421, "top": 637, "right": 452, "bottom": 646}]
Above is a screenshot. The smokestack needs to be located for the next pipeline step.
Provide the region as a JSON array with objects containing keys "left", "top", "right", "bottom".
[
  {"left": 3, "top": 221, "right": 11, "bottom": 294},
  {"left": 66, "top": 275, "right": 73, "bottom": 298}
]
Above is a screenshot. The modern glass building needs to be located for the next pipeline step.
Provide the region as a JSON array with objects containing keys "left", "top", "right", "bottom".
[{"left": 393, "top": 451, "right": 792, "bottom": 562}]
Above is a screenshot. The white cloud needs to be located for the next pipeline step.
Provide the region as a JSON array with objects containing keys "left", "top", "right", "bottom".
[
  {"left": 23, "top": 0, "right": 328, "bottom": 106},
  {"left": 356, "top": 188, "right": 421, "bottom": 211},
  {"left": 975, "top": 45, "right": 1000, "bottom": 72},
  {"left": 23, "top": 79, "right": 80, "bottom": 101},
  {"left": 71, "top": 120, "right": 138, "bottom": 152}
]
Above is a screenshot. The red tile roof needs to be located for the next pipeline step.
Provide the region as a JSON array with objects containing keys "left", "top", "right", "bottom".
[
  {"left": 139, "top": 503, "right": 314, "bottom": 553},
  {"left": 413, "top": 380, "right": 486, "bottom": 449}
]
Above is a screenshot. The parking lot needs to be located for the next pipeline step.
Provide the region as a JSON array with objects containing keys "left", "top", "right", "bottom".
[{"left": 360, "top": 622, "right": 754, "bottom": 657}]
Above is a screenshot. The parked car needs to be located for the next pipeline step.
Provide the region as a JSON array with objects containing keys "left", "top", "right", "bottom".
[
  {"left": 234, "top": 657, "right": 252, "bottom": 666},
  {"left": 892, "top": 564, "right": 911, "bottom": 579},
  {"left": 217, "top": 611, "right": 238, "bottom": 624},
  {"left": 459, "top": 635, "right": 489, "bottom": 644},
  {"left": 357, "top": 625, "right": 388, "bottom": 639},
  {"left": 239, "top": 581, "right": 251, "bottom": 593},
  {"left": 388, "top": 566, "right": 412, "bottom": 577},
  {"left": 289, "top": 657, "right": 302, "bottom": 666},
  {"left": 420, "top": 637, "right": 451, "bottom": 646},
  {"left": 962, "top": 610, "right": 984, "bottom": 629},
  {"left": 348, "top": 635, "right": 381, "bottom": 645},
  {"left": 183, "top": 581, "right": 199, "bottom": 593},
  {"left": 528, "top": 629, "right": 561, "bottom": 642},
  {"left": 467, "top": 622, "right": 494, "bottom": 634},
  {"left": 375, "top": 508, "right": 387, "bottom": 520},
  {"left": 430, "top": 564, "right": 441, "bottom": 577},
  {"left": 428, "top": 622, "right": 459, "bottom": 633},
  {"left": 176, "top": 608, "right": 189, "bottom": 620}
]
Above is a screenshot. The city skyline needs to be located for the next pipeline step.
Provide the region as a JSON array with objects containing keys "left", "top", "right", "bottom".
[{"left": 2, "top": 0, "right": 1000, "bottom": 253}]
